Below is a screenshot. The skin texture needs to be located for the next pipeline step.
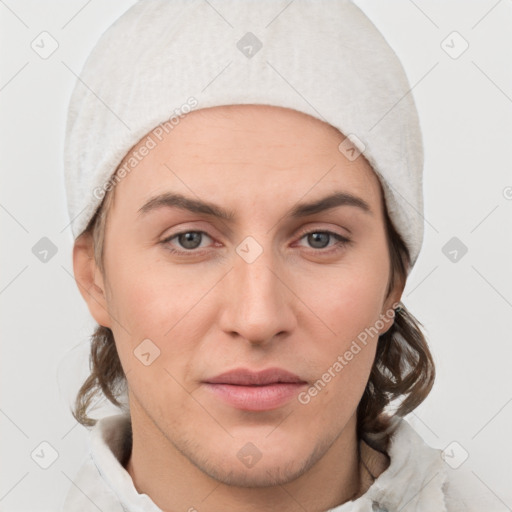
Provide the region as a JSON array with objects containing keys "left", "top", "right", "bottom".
[{"left": 74, "top": 104, "right": 403, "bottom": 512}]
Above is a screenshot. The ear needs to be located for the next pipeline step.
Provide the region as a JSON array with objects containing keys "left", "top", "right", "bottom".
[
  {"left": 378, "top": 276, "right": 405, "bottom": 336},
  {"left": 72, "top": 232, "right": 112, "bottom": 328}
]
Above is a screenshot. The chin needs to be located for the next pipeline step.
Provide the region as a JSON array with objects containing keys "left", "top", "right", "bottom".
[
  {"left": 199, "top": 456, "right": 313, "bottom": 488},
  {"left": 184, "top": 436, "right": 329, "bottom": 489}
]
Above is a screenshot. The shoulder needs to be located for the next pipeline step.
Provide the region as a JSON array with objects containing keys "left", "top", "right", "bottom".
[
  {"left": 61, "top": 413, "right": 137, "bottom": 512},
  {"left": 61, "top": 453, "right": 127, "bottom": 511},
  {"left": 360, "top": 418, "right": 501, "bottom": 512},
  {"left": 443, "top": 465, "right": 505, "bottom": 512}
]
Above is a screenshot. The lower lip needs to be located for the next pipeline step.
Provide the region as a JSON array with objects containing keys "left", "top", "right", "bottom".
[{"left": 203, "top": 382, "right": 307, "bottom": 411}]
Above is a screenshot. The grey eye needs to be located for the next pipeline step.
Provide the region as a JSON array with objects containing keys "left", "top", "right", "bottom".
[
  {"left": 177, "top": 232, "right": 204, "bottom": 249},
  {"left": 306, "top": 232, "right": 331, "bottom": 249}
]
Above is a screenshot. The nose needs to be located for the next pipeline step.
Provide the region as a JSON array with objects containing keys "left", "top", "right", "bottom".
[{"left": 218, "top": 245, "right": 297, "bottom": 346}]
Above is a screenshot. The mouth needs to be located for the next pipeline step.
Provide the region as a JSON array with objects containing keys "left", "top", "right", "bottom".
[{"left": 202, "top": 368, "right": 308, "bottom": 412}]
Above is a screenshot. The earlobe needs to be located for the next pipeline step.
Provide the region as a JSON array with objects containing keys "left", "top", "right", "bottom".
[
  {"left": 72, "top": 233, "right": 112, "bottom": 328},
  {"left": 379, "top": 283, "right": 405, "bottom": 336}
]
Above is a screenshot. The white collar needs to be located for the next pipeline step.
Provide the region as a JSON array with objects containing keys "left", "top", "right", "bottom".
[
  {"left": 63, "top": 413, "right": 450, "bottom": 512},
  {"left": 331, "top": 419, "right": 448, "bottom": 511}
]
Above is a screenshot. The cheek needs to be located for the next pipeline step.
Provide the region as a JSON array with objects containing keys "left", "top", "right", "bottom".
[
  {"left": 103, "top": 260, "right": 201, "bottom": 413},
  {"left": 295, "top": 278, "right": 384, "bottom": 428},
  {"left": 303, "top": 260, "right": 390, "bottom": 342},
  {"left": 104, "top": 245, "right": 200, "bottom": 331},
  {"left": 103, "top": 248, "right": 217, "bottom": 381},
  {"left": 294, "top": 251, "right": 391, "bottom": 408}
]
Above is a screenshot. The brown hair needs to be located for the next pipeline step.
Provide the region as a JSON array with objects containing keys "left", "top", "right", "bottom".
[
  {"left": 72, "top": 185, "right": 435, "bottom": 440},
  {"left": 356, "top": 206, "right": 435, "bottom": 447}
]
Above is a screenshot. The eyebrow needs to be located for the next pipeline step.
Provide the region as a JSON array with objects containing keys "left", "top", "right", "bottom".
[{"left": 137, "top": 191, "right": 372, "bottom": 221}]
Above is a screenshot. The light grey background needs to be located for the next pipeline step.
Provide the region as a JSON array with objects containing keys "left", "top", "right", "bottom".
[{"left": 1, "top": 0, "right": 511, "bottom": 510}]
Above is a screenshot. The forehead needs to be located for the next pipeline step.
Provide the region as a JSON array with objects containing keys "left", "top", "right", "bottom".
[
  {"left": 111, "top": 104, "right": 382, "bottom": 213},
  {"left": 180, "top": 104, "right": 349, "bottom": 154}
]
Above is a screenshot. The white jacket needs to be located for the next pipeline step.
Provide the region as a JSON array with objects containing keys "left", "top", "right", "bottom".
[{"left": 61, "top": 413, "right": 499, "bottom": 511}]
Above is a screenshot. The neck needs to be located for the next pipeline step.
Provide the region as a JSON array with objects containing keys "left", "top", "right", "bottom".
[{"left": 125, "top": 398, "right": 363, "bottom": 512}]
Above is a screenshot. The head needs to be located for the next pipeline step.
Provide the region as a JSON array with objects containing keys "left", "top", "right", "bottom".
[{"left": 72, "top": 104, "right": 434, "bottom": 486}]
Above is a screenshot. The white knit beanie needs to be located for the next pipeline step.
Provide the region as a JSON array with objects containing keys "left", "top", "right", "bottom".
[{"left": 64, "top": 0, "right": 424, "bottom": 268}]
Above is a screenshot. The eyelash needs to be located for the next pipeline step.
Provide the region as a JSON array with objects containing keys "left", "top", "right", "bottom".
[{"left": 160, "top": 229, "right": 351, "bottom": 256}]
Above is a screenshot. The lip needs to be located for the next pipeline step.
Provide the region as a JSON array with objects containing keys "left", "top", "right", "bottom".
[{"left": 203, "top": 368, "right": 307, "bottom": 412}]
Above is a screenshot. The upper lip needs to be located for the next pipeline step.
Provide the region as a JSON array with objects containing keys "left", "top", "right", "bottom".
[{"left": 204, "top": 368, "right": 306, "bottom": 386}]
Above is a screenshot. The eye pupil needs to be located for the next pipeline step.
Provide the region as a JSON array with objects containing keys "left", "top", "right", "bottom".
[
  {"left": 179, "top": 232, "right": 202, "bottom": 249},
  {"left": 308, "top": 232, "right": 330, "bottom": 249}
]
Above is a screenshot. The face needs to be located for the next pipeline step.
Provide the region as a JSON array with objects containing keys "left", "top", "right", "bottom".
[{"left": 77, "top": 104, "right": 401, "bottom": 487}]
